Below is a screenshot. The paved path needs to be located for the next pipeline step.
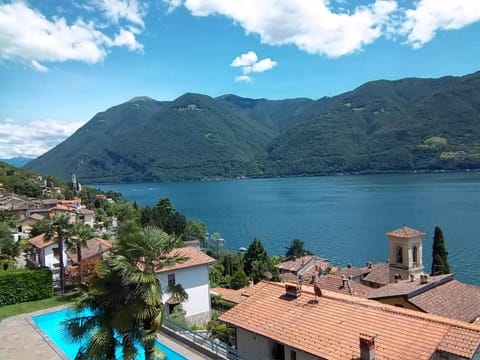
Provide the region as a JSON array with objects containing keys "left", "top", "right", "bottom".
[{"left": 0, "top": 306, "right": 211, "bottom": 360}]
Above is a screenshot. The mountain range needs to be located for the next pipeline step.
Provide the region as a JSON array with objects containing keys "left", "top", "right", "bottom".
[{"left": 25, "top": 71, "right": 480, "bottom": 183}]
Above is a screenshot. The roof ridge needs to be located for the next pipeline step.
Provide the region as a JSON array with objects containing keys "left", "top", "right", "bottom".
[{"left": 297, "top": 283, "right": 480, "bottom": 331}]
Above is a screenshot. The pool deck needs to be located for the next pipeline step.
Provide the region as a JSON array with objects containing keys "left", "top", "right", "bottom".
[{"left": 0, "top": 306, "right": 212, "bottom": 360}]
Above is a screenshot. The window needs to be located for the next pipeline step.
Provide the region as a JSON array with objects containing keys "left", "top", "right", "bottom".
[
  {"left": 168, "top": 273, "right": 175, "bottom": 286},
  {"left": 412, "top": 245, "right": 418, "bottom": 265},
  {"left": 290, "top": 350, "right": 297, "bottom": 360},
  {"left": 53, "top": 247, "right": 60, "bottom": 258},
  {"left": 396, "top": 246, "right": 403, "bottom": 264}
]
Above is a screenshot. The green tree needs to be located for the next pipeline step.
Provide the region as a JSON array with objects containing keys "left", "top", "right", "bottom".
[
  {"left": 285, "top": 238, "right": 310, "bottom": 259},
  {"left": 431, "top": 226, "right": 451, "bottom": 275},
  {"left": 44, "top": 214, "right": 73, "bottom": 294},
  {"left": 184, "top": 219, "right": 207, "bottom": 244},
  {"left": 140, "top": 197, "right": 187, "bottom": 236},
  {"left": 230, "top": 268, "right": 249, "bottom": 289},
  {"left": 0, "top": 223, "right": 20, "bottom": 270},
  {"left": 70, "top": 222, "right": 95, "bottom": 263},
  {"left": 243, "top": 238, "right": 269, "bottom": 282}
]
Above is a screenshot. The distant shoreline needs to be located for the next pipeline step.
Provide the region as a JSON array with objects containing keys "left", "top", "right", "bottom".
[{"left": 85, "top": 168, "right": 480, "bottom": 186}]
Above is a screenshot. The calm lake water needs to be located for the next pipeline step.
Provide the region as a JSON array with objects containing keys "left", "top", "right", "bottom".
[{"left": 93, "top": 172, "right": 480, "bottom": 285}]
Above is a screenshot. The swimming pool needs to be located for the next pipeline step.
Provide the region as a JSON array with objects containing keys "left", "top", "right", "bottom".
[{"left": 31, "top": 308, "right": 187, "bottom": 360}]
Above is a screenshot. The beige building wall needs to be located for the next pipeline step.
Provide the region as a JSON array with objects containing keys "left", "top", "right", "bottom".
[{"left": 236, "top": 328, "right": 324, "bottom": 360}]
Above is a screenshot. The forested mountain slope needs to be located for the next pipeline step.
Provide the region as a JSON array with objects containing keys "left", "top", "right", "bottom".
[{"left": 26, "top": 71, "right": 480, "bottom": 182}]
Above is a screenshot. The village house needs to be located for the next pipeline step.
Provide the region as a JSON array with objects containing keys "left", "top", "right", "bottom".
[
  {"left": 220, "top": 281, "right": 480, "bottom": 360},
  {"left": 156, "top": 246, "right": 215, "bottom": 325},
  {"left": 276, "top": 254, "right": 330, "bottom": 283},
  {"left": 367, "top": 273, "right": 480, "bottom": 323},
  {"left": 26, "top": 233, "right": 68, "bottom": 275}
]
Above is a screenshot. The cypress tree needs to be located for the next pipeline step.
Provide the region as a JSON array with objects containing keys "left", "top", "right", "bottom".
[{"left": 431, "top": 226, "right": 451, "bottom": 275}]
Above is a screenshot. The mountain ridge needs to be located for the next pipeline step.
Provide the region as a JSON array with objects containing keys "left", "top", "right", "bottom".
[{"left": 25, "top": 71, "right": 480, "bottom": 183}]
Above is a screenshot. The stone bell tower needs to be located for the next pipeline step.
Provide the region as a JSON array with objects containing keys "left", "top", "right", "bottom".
[{"left": 386, "top": 226, "right": 425, "bottom": 283}]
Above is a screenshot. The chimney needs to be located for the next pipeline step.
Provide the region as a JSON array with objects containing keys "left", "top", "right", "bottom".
[
  {"left": 341, "top": 275, "right": 348, "bottom": 288},
  {"left": 420, "top": 274, "right": 429, "bottom": 284},
  {"left": 285, "top": 283, "right": 301, "bottom": 298},
  {"left": 359, "top": 334, "right": 375, "bottom": 360},
  {"left": 366, "top": 261, "right": 372, "bottom": 269},
  {"left": 410, "top": 274, "right": 415, "bottom": 282},
  {"left": 394, "top": 274, "right": 400, "bottom": 283},
  {"left": 347, "top": 263, "right": 352, "bottom": 268}
]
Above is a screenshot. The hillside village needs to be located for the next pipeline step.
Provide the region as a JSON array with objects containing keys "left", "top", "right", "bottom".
[{"left": 1, "top": 168, "right": 480, "bottom": 359}]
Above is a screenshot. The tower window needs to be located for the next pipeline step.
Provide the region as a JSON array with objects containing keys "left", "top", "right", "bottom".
[
  {"left": 396, "top": 246, "right": 403, "bottom": 264},
  {"left": 413, "top": 245, "right": 418, "bottom": 265}
]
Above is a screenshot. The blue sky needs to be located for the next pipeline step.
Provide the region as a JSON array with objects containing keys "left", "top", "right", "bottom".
[{"left": 0, "top": 0, "right": 479, "bottom": 158}]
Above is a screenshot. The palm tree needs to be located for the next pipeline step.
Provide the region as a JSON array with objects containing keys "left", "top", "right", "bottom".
[
  {"left": 66, "top": 226, "right": 188, "bottom": 360},
  {"left": 44, "top": 213, "right": 73, "bottom": 295},
  {"left": 70, "top": 222, "right": 95, "bottom": 264},
  {"left": 115, "top": 226, "right": 188, "bottom": 360}
]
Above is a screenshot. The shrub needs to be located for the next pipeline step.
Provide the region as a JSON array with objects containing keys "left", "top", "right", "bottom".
[{"left": 0, "top": 268, "right": 53, "bottom": 305}]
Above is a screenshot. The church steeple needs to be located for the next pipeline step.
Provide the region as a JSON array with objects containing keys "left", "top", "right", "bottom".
[{"left": 386, "top": 226, "right": 425, "bottom": 283}]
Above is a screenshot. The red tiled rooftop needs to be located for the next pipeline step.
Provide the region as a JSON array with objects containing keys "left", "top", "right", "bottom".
[
  {"left": 367, "top": 274, "right": 453, "bottom": 299},
  {"left": 409, "top": 279, "right": 480, "bottom": 323},
  {"left": 28, "top": 233, "right": 55, "bottom": 249},
  {"left": 276, "top": 255, "right": 315, "bottom": 272},
  {"left": 386, "top": 226, "right": 426, "bottom": 238},
  {"left": 66, "top": 238, "right": 113, "bottom": 263},
  {"left": 220, "top": 281, "right": 480, "bottom": 360},
  {"left": 155, "top": 246, "right": 215, "bottom": 273},
  {"left": 315, "top": 274, "right": 372, "bottom": 297},
  {"left": 211, "top": 287, "right": 249, "bottom": 304}
]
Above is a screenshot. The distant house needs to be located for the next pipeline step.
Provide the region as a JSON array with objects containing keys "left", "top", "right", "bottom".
[
  {"left": 335, "top": 261, "right": 390, "bottom": 288},
  {"left": 26, "top": 233, "right": 67, "bottom": 280},
  {"left": 367, "top": 273, "right": 480, "bottom": 323},
  {"left": 276, "top": 255, "right": 330, "bottom": 282},
  {"left": 156, "top": 246, "right": 215, "bottom": 325},
  {"left": 66, "top": 237, "right": 112, "bottom": 265},
  {"left": 220, "top": 281, "right": 480, "bottom": 360},
  {"left": 315, "top": 274, "right": 372, "bottom": 297}
]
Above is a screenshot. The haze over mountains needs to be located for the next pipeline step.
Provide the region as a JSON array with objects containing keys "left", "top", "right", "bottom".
[{"left": 25, "top": 71, "right": 480, "bottom": 183}]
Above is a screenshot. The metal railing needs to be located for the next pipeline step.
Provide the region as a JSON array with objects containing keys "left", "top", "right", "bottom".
[{"left": 162, "top": 317, "right": 256, "bottom": 360}]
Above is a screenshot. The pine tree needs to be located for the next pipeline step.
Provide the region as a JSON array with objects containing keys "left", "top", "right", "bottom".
[{"left": 431, "top": 226, "right": 451, "bottom": 275}]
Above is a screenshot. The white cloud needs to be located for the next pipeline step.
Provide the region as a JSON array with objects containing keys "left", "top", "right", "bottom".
[
  {"left": 168, "top": 0, "right": 480, "bottom": 54},
  {"left": 93, "top": 0, "right": 146, "bottom": 27},
  {"left": 170, "top": 0, "right": 398, "bottom": 57},
  {"left": 400, "top": 0, "right": 480, "bottom": 49},
  {"left": 231, "top": 51, "right": 277, "bottom": 82},
  {"left": 31, "top": 60, "right": 48, "bottom": 73},
  {"left": 235, "top": 75, "right": 252, "bottom": 83},
  {"left": 231, "top": 51, "right": 258, "bottom": 67},
  {"left": 111, "top": 28, "right": 144, "bottom": 50},
  {"left": 251, "top": 58, "right": 277, "bottom": 73},
  {"left": 0, "top": 2, "right": 143, "bottom": 71},
  {"left": 0, "top": 118, "right": 85, "bottom": 159}
]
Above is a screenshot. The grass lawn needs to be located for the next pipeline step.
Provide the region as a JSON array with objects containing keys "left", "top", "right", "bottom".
[{"left": 0, "top": 292, "right": 78, "bottom": 323}]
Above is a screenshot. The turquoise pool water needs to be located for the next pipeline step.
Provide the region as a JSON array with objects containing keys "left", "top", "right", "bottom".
[{"left": 32, "top": 308, "right": 187, "bottom": 360}]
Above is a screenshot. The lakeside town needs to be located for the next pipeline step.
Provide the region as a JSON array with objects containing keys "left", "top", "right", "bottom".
[{"left": 1, "top": 170, "right": 480, "bottom": 360}]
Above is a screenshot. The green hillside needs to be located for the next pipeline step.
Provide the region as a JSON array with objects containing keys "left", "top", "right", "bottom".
[{"left": 25, "top": 71, "right": 480, "bottom": 183}]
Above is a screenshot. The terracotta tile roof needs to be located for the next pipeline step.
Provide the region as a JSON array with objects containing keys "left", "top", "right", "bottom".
[
  {"left": 362, "top": 262, "right": 390, "bottom": 286},
  {"left": 409, "top": 279, "right": 480, "bottom": 323},
  {"left": 77, "top": 208, "right": 94, "bottom": 215},
  {"left": 386, "top": 226, "right": 426, "bottom": 238},
  {"left": 334, "top": 265, "right": 371, "bottom": 278},
  {"left": 211, "top": 287, "right": 249, "bottom": 304},
  {"left": 219, "top": 281, "right": 480, "bottom": 360},
  {"left": 28, "top": 233, "right": 56, "bottom": 249},
  {"left": 367, "top": 274, "right": 453, "bottom": 299},
  {"left": 315, "top": 274, "right": 372, "bottom": 297},
  {"left": 66, "top": 238, "right": 113, "bottom": 263},
  {"left": 276, "top": 255, "right": 316, "bottom": 272},
  {"left": 155, "top": 246, "right": 215, "bottom": 273}
]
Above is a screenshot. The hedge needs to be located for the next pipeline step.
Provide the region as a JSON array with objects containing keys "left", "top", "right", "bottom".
[{"left": 0, "top": 268, "right": 53, "bottom": 305}]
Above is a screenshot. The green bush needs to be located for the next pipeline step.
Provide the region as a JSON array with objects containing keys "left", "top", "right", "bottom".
[{"left": 0, "top": 268, "right": 53, "bottom": 305}]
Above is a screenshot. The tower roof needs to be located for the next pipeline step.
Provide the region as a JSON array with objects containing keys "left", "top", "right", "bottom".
[{"left": 386, "top": 226, "right": 425, "bottom": 238}]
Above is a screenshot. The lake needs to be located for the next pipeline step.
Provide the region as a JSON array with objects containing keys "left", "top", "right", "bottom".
[{"left": 92, "top": 172, "right": 480, "bottom": 285}]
